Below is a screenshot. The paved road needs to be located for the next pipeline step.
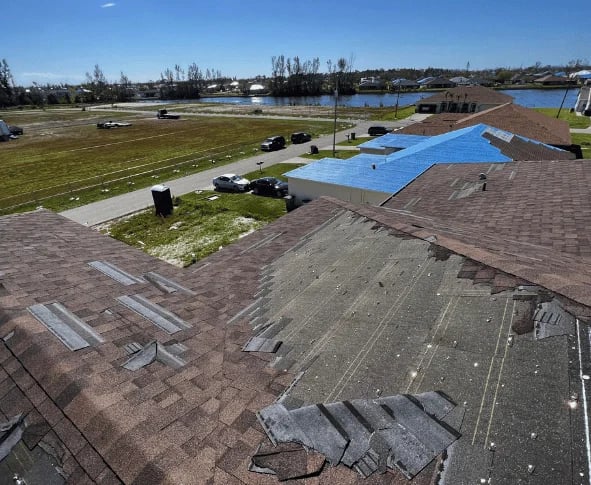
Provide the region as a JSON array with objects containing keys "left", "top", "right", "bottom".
[{"left": 59, "top": 117, "right": 422, "bottom": 226}]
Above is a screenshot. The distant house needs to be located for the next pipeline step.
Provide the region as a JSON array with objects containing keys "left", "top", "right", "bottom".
[
  {"left": 249, "top": 83, "right": 267, "bottom": 94},
  {"left": 419, "top": 76, "right": 456, "bottom": 89},
  {"left": 449, "top": 76, "right": 472, "bottom": 85},
  {"left": 534, "top": 75, "right": 576, "bottom": 86},
  {"left": 391, "top": 78, "right": 420, "bottom": 90},
  {"left": 358, "top": 77, "right": 385, "bottom": 90},
  {"left": 415, "top": 85, "right": 513, "bottom": 114}
]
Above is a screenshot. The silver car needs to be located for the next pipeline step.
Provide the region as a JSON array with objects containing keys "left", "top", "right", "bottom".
[{"left": 212, "top": 173, "right": 250, "bottom": 192}]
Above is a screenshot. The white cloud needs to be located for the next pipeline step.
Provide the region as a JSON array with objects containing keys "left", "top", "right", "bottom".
[{"left": 101, "top": 2, "right": 116, "bottom": 7}]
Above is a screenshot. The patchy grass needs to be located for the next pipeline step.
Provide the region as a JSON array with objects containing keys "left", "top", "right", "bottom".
[
  {"left": 106, "top": 190, "right": 286, "bottom": 266},
  {"left": 337, "top": 137, "right": 371, "bottom": 147},
  {"left": 0, "top": 109, "right": 339, "bottom": 215},
  {"left": 243, "top": 163, "right": 304, "bottom": 181},
  {"left": 571, "top": 133, "right": 591, "bottom": 158},
  {"left": 535, "top": 108, "right": 591, "bottom": 129},
  {"left": 300, "top": 149, "right": 358, "bottom": 160}
]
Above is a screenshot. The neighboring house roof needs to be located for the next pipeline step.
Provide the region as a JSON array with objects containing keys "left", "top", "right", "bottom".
[
  {"left": 534, "top": 75, "right": 573, "bottom": 84},
  {"left": 1, "top": 190, "right": 591, "bottom": 483},
  {"left": 286, "top": 124, "right": 573, "bottom": 194},
  {"left": 391, "top": 78, "right": 420, "bottom": 87},
  {"left": 398, "top": 103, "right": 572, "bottom": 145},
  {"left": 419, "top": 76, "right": 455, "bottom": 86},
  {"left": 416, "top": 85, "right": 513, "bottom": 106},
  {"left": 382, "top": 158, "right": 591, "bottom": 288}
]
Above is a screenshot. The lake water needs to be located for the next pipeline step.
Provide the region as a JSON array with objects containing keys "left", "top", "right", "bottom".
[{"left": 191, "top": 88, "right": 579, "bottom": 109}]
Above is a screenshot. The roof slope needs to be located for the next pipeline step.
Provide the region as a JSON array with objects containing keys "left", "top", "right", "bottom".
[
  {"left": 383, "top": 159, "right": 591, "bottom": 262},
  {"left": 398, "top": 103, "right": 572, "bottom": 145},
  {"left": 0, "top": 192, "right": 590, "bottom": 483}
]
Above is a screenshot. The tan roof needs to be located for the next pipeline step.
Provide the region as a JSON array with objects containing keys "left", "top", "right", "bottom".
[{"left": 399, "top": 103, "right": 572, "bottom": 145}]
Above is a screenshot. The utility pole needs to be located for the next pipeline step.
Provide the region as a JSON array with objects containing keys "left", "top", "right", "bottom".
[{"left": 332, "top": 76, "right": 338, "bottom": 157}]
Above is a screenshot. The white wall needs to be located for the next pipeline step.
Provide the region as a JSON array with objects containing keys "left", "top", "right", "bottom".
[{"left": 288, "top": 178, "right": 390, "bottom": 206}]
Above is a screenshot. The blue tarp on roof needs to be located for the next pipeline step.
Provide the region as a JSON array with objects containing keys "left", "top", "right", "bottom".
[
  {"left": 359, "top": 133, "right": 430, "bottom": 151},
  {"left": 285, "top": 124, "right": 564, "bottom": 195}
]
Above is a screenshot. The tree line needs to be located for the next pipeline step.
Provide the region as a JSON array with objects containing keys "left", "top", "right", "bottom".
[{"left": 1, "top": 56, "right": 589, "bottom": 108}]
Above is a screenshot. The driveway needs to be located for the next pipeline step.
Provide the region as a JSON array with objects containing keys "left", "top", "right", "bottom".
[{"left": 59, "top": 118, "right": 414, "bottom": 226}]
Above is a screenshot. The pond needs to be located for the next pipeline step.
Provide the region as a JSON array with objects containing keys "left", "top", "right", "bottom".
[{"left": 191, "top": 88, "right": 579, "bottom": 109}]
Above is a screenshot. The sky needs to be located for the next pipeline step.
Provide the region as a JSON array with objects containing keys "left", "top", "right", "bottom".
[{"left": 4, "top": 0, "right": 591, "bottom": 86}]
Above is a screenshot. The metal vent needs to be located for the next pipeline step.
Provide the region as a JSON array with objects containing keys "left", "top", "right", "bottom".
[
  {"left": 242, "top": 336, "right": 282, "bottom": 353},
  {"left": 484, "top": 126, "right": 514, "bottom": 143},
  {"left": 122, "top": 341, "right": 186, "bottom": 371},
  {"left": 88, "top": 261, "right": 144, "bottom": 286},
  {"left": 116, "top": 294, "right": 191, "bottom": 334},
  {"left": 28, "top": 303, "right": 104, "bottom": 350},
  {"left": 142, "top": 272, "right": 195, "bottom": 295}
]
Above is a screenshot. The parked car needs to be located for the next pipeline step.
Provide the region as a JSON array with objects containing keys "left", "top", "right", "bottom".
[
  {"left": 97, "top": 121, "right": 132, "bottom": 129},
  {"left": 250, "top": 177, "right": 288, "bottom": 197},
  {"left": 260, "top": 135, "right": 286, "bottom": 151},
  {"left": 368, "top": 126, "right": 390, "bottom": 136},
  {"left": 157, "top": 109, "right": 180, "bottom": 119},
  {"left": 212, "top": 174, "right": 250, "bottom": 192},
  {"left": 8, "top": 125, "right": 23, "bottom": 135},
  {"left": 290, "top": 132, "right": 312, "bottom": 144}
]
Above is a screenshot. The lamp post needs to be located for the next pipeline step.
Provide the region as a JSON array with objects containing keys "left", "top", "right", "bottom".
[{"left": 332, "top": 76, "right": 338, "bottom": 157}]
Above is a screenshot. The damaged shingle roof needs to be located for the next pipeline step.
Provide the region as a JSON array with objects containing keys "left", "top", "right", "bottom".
[
  {"left": 0, "top": 191, "right": 590, "bottom": 484},
  {"left": 397, "top": 103, "right": 572, "bottom": 146}
]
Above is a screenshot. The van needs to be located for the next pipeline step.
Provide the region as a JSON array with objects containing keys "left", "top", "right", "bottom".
[{"left": 261, "top": 135, "right": 286, "bottom": 151}]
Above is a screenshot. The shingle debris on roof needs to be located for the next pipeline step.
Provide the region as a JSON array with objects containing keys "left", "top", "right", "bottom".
[{"left": 256, "top": 391, "right": 459, "bottom": 479}]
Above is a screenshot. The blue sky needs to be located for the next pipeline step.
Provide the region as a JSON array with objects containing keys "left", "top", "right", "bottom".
[{"left": 5, "top": 0, "right": 590, "bottom": 85}]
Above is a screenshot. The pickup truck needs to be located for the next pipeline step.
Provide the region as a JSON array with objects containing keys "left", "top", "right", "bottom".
[
  {"left": 156, "top": 109, "right": 180, "bottom": 119},
  {"left": 97, "top": 121, "right": 132, "bottom": 129}
]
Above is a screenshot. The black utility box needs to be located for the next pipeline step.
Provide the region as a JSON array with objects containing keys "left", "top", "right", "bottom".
[{"left": 151, "top": 184, "right": 173, "bottom": 217}]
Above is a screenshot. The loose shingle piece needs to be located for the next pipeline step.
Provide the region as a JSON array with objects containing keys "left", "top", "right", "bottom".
[{"left": 256, "top": 391, "right": 459, "bottom": 480}]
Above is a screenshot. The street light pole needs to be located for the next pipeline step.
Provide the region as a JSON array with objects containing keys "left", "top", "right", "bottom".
[{"left": 332, "top": 76, "right": 338, "bottom": 157}]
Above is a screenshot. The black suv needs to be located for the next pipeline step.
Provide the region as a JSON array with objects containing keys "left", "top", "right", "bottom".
[
  {"left": 290, "top": 132, "right": 312, "bottom": 144},
  {"left": 250, "top": 177, "right": 288, "bottom": 197},
  {"left": 368, "top": 126, "right": 390, "bottom": 136},
  {"left": 261, "top": 135, "right": 286, "bottom": 151}
]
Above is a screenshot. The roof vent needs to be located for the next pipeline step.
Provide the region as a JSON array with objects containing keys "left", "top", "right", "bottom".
[
  {"left": 88, "top": 261, "right": 144, "bottom": 286},
  {"left": 116, "top": 294, "right": 191, "bottom": 334},
  {"left": 122, "top": 340, "right": 186, "bottom": 371},
  {"left": 28, "top": 302, "right": 104, "bottom": 350}
]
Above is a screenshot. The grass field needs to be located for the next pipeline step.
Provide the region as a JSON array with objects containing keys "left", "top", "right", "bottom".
[
  {"left": 105, "top": 162, "right": 304, "bottom": 267},
  {"left": 535, "top": 108, "right": 591, "bottom": 129},
  {"left": 0, "top": 108, "right": 342, "bottom": 214}
]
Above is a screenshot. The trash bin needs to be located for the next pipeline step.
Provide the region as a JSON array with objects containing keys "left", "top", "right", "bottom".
[
  {"left": 350, "top": 132, "right": 356, "bottom": 140},
  {"left": 151, "top": 184, "right": 173, "bottom": 217},
  {"left": 310, "top": 145, "right": 319, "bottom": 154},
  {"left": 285, "top": 195, "right": 297, "bottom": 212}
]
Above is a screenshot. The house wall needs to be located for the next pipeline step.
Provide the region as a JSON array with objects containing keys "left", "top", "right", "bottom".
[{"left": 288, "top": 178, "right": 390, "bottom": 206}]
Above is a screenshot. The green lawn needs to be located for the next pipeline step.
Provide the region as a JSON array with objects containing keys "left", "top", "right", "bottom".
[
  {"left": 0, "top": 109, "right": 340, "bottom": 215},
  {"left": 106, "top": 162, "right": 305, "bottom": 267},
  {"left": 535, "top": 108, "right": 591, "bottom": 129},
  {"left": 300, "top": 149, "right": 358, "bottom": 160},
  {"left": 571, "top": 132, "right": 591, "bottom": 158}
]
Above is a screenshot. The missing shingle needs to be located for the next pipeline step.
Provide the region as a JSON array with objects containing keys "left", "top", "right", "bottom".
[{"left": 142, "top": 272, "right": 195, "bottom": 295}]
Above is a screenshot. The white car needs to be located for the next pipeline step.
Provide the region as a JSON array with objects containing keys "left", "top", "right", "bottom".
[{"left": 212, "top": 174, "right": 250, "bottom": 192}]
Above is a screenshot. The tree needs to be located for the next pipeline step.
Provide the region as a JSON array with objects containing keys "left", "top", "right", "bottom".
[
  {"left": 84, "top": 64, "right": 111, "bottom": 101},
  {"left": 0, "top": 59, "right": 15, "bottom": 107}
]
